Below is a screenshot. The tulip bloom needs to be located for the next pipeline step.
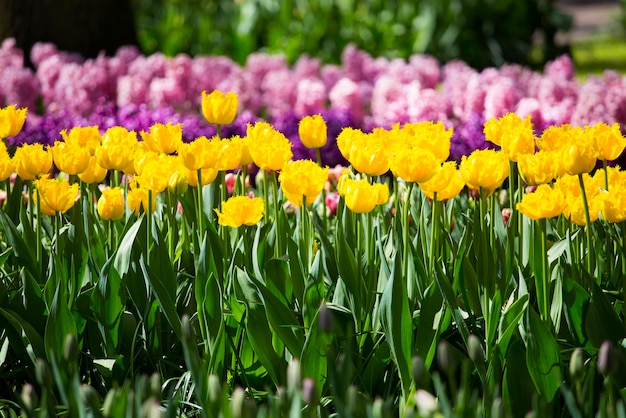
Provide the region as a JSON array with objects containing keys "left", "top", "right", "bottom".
[
  {"left": 78, "top": 156, "right": 108, "bottom": 185},
  {"left": 214, "top": 137, "right": 243, "bottom": 171},
  {"left": 589, "top": 122, "right": 626, "bottom": 162},
  {"left": 0, "top": 105, "right": 27, "bottom": 138},
  {"left": 560, "top": 136, "right": 597, "bottom": 176},
  {"left": 60, "top": 126, "right": 101, "bottom": 154},
  {"left": 127, "top": 181, "right": 157, "bottom": 215},
  {"left": 459, "top": 149, "right": 509, "bottom": 195},
  {"left": 201, "top": 90, "right": 238, "bottom": 125},
  {"left": 484, "top": 113, "right": 535, "bottom": 162},
  {"left": 34, "top": 176, "right": 80, "bottom": 214},
  {"left": 140, "top": 122, "right": 183, "bottom": 155},
  {"left": 246, "top": 122, "right": 293, "bottom": 172},
  {"left": 96, "top": 126, "right": 138, "bottom": 171},
  {"left": 13, "top": 143, "right": 53, "bottom": 181},
  {"left": 178, "top": 136, "right": 220, "bottom": 171},
  {"left": 299, "top": 114, "right": 328, "bottom": 149},
  {"left": 339, "top": 177, "right": 389, "bottom": 214},
  {"left": 419, "top": 161, "right": 465, "bottom": 201},
  {"left": 0, "top": 148, "right": 14, "bottom": 182},
  {"left": 516, "top": 184, "right": 565, "bottom": 220},
  {"left": 97, "top": 187, "right": 125, "bottom": 221},
  {"left": 215, "top": 196, "right": 264, "bottom": 227},
  {"left": 398, "top": 121, "right": 453, "bottom": 163},
  {"left": 601, "top": 187, "right": 626, "bottom": 223},
  {"left": 279, "top": 159, "right": 329, "bottom": 207},
  {"left": 517, "top": 150, "right": 558, "bottom": 186},
  {"left": 52, "top": 141, "right": 90, "bottom": 175},
  {"left": 390, "top": 148, "right": 439, "bottom": 184}
]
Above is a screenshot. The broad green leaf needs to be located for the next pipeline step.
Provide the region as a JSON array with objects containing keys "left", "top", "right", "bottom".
[
  {"left": 415, "top": 283, "right": 444, "bottom": 369},
  {"left": 523, "top": 308, "right": 561, "bottom": 402},
  {"left": 91, "top": 255, "right": 125, "bottom": 353},
  {"left": 300, "top": 303, "right": 333, "bottom": 395},
  {"left": 503, "top": 339, "right": 535, "bottom": 418},
  {"left": 335, "top": 227, "right": 362, "bottom": 312},
  {"left": 378, "top": 251, "right": 413, "bottom": 397},
  {"left": 140, "top": 257, "right": 182, "bottom": 340},
  {"left": 497, "top": 293, "right": 529, "bottom": 357},
  {"left": 584, "top": 279, "right": 625, "bottom": 348},
  {"left": 245, "top": 303, "right": 284, "bottom": 386},
  {"left": 562, "top": 276, "right": 589, "bottom": 345},
  {"left": 0, "top": 211, "right": 40, "bottom": 280},
  {"left": 0, "top": 307, "right": 46, "bottom": 364},
  {"left": 44, "top": 286, "right": 78, "bottom": 364},
  {"left": 113, "top": 217, "right": 143, "bottom": 277}
]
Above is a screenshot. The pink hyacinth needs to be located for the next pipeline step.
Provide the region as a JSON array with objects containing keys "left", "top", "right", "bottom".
[
  {"left": 483, "top": 76, "right": 523, "bottom": 119},
  {"left": 329, "top": 77, "right": 366, "bottom": 124},
  {"left": 570, "top": 76, "right": 611, "bottom": 126},
  {"left": 1, "top": 67, "right": 40, "bottom": 110},
  {"left": 117, "top": 75, "right": 149, "bottom": 106},
  {"left": 406, "top": 86, "right": 451, "bottom": 123},
  {"left": 294, "top": 78, "right": 327, "bottom": 116}
]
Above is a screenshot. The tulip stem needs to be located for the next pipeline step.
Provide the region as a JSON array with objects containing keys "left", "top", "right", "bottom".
[
  {"left": 403, "top": 182, "right": 420, "bottom": 301},
  {"left": 147, "top": 190, "right": 153, "bottom": 266},
  {"left": 197, "top": 169, "right": 204, "bottom": 235},
  {"left": 577, "top": 173, "right": 594, "bottom": 277},
  {"left": 429, "top": 192, "right": 439, "bottom": 278},
  {"left": 603, "top": 159, "right": 609, "bottom": 191},
  {"left": 270, "top": 170, "right": 282, "bottom": 256}
]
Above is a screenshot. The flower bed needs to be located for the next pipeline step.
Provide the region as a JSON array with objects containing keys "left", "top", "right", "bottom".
[{"left": 2, "top": 41, "right": 626, "bottom": 417}]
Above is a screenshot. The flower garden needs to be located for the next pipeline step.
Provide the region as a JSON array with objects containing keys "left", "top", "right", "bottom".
[{"left": 2, "top": 31, "right": 626, "bottom": 417}]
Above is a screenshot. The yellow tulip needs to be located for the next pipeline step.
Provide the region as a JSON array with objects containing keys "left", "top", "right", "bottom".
[
  {"left": 601, "top": 187, "right": 626, "bottom": 223},
  {"left": 459, "top": 149, "right": 509, "bottom": 195},
  {"left": 127, "top": 181, "right": 157, "bottom": 215},
  {"left": 168, "top": 170, "right": 189, "bottom": 195},
  {"left": 60, "top": 126, "right": 101, "bottom": 154},
  {"left": 299, "top": 114, "right": 328, "bottom": 149},
  {"left": 178, "top": 136, "right": 220, "bottom": 171},
  {"left": 201, "top": 90, "right": 238, "bottom": 125},
  {"left": 398, "top": 121, "right": 453, "bottom": 162},
  {"left": 340, "top": 177, "right": 389, "bottom": 214},
  {"left": 246, "top": 122, "right": 293, "bottom": 171},
  {"left": 214, "top": 137, "right": 243, "bottom": 171},
  {"left": 560, "top": 137, "right": 597, "bottom": 176},
  {"left": 52, "top": 140, "right": 90, "bottom": 175},
  {"left": 0, "top": 148, "right": 14, "bottom": 182},
  {"left": 97, "top": 187, "right": 125, "bottom": 221},
  {"left": 566, "top": 193, "right": 602, "bottom": 226},
  {"left": 536, "top": 124, "right": 579, "bottom": 152},
  {"left": 517, "top": 150, "right": 558, "bottom": 186},
  {"left": 336, "top": 127, "right": 367, "bottom": 161},
  {"left": 390, "top": 147, "right": 439, "bottom": 183},
  {"left": 13, "top": 143, "right": 53, "bottom": 181},
  {"left": 516, "top": 184, "right": 565, "bottom": 220},
  {"left": 214, "top": 196, "right": 264, "bottom": 227},
  {"left": 0, "top": 105, "right": 27, "bottom": 138},
  {"left": 588, "top": 122, "right": 626, "bottom": 162},
  {"left": 484, "top": 113, "right": 535, "bottom": 162},
  {"left": 78, "top": 156, "right": 108, "bottom": 184},
  {"left": 419, "top": 161, "right": 465, "bottom": 201},
  {"left": 135, "top": 154, "right": 181, "bottom": 194},
  {"left": 96, "top": 126, "right": 138, "bottom": 171},
  {"left": 279, "top": 159, "right": 329, "bottom": 207},
  {"left": 347, "top": 128, "right": 391, "bottom": 177},
  {"left": 33, "top": 176, "right": 80, "bottom": 214},
  {"left": 139, "top": 122, "right": 183, "bottom": 155},
  {"left": 186, "top": 167, "right": 218, "bottom": 187},
  {"left": 233, "top": 135, "right": 253, "bottom": 167}
]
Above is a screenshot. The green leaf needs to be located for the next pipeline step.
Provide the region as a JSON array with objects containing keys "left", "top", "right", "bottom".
[
  {"left": 0, "top": 211, "right": 40, "bottom": 280},
  {"left": 562, "top": 276, "right": 589, "bottom": 345},
  {"left": 584, "top": 279, "right": 625, "bottom": 348},
  {"left": 497, "top": 293, "right": 529, "bottom": 357},
  {"left": 335, "top": 227, "right": 361, "bottom": 312},
  {"left": 0, "top": 307, "right": 46, "bottom": 364},
  {"left": 300, "top": 302, "right": 333, "bottom": 395},
  {"left": 91, "top": 255, "right": 126, "bottom": 353},
  {"left": 378, "top": 251, "right": 413, "bottom": 397},
  {"left": 523, "top": 308, "right": 561, "bottom": 402},
  {"left": 415, "top": 283, "right": 444, "bottom": 369},
  {"left": 503, "top": 339, "right": 535, "bottom": 418},
  {"left": 113, "top": 217, "right": 143, "bottom": 277},
  {"left": 44, "top": 286, "right": 78, "bottom": 364},
  {"left": 140, "top": 257, "right": 182, "bottom": 340}
]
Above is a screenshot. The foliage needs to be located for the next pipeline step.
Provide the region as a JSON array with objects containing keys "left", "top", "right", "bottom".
[{"left": 130, "top": 0, "right": 572, "bottom": 69}]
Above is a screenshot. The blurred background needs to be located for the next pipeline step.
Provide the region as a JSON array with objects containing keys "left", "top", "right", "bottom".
[{"left": 0, "top": 0, "right": 624, "bottom": 73}]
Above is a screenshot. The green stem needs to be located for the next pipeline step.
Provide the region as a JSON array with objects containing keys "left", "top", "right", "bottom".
[
  {"left": 403, "top": 182, "right": 421, "bottom": 301},
  {"left": 270, "top": 170, "right": 282, "bottom": 256},
  {"left": 539, "top": 218, "right": 550, "bottom": 324},
  {"left": 197, "top": 169, "right": 204, "bottom": 234},
  {"left": 429, "top": 192, "right": 439, "bottom": 276},
  {"left": 577, "top": 173, "right": 594, "bottom": 276},
  {"left": 147, "top": 190, "right": 153, "bottom": 266},
  {"left": 603, "top": 159, "right": 609, "bottom": 191}
]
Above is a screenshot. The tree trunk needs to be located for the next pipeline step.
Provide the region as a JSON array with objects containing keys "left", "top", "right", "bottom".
[{"left": 0, "top": 0, "right": 138, "bottom": 67}]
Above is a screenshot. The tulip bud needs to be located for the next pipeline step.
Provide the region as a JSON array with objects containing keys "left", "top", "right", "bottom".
[
  {"left": 35, "top": 358, "right": 52, "bottom": 388},
  {"left": 207, "top": 374, "right": 222, "bottom": 405},
  {"left": 21, "top": 383, "right": 38, "bottom": 412},
  {"left": 415, "top": 389, "right": 438, "bottom": 417},
  {"left": 412, "top": 355, "right": 429, "bottom": 389},
  {"left": 63, "top": 333, "right": 79, "bottom": 365},
  {"left": 149, "top": 373, "right": 162, "bottom": 400},
  {"left": 231, "top": 387, "right": 246, "bottom": 418},
  {"left": 168, "top": 171, "right": 189, "bottom": 195},
  {"left": 467, "top": 334, "right": 485, "bottom": 365},
  {"left": 491, "top": 397, "right": 504, "bottom": 418},
  {"left": 598, "top": 340, "right": 620, "bottom": 377},
  {"left": 302, "top": 378, "right": 319, "bottom": 407},
  {"left": 437, "top": 340, "right": 457, "bottom": 375},
  {"left": 569, "top": 347, "right": 585, "bottom": 381},
  {"left": 287, "top": 359, "right": 301, "bottom": 393},
  {"left": 141, "top": 399, "right": 161, "bottom": 418},
  {"left": 318, "top": 301, "right": 333, "bottom": 333},
  {"left": 81, "top": 384, "right": 101, "bottom": 411}
]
